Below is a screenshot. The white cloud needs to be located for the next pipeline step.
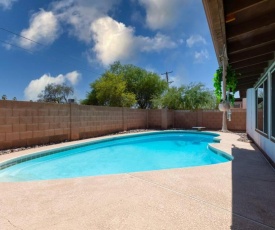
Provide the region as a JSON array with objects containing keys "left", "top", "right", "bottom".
[
  {"left": 53, "top": 0, "right": 176, "bottom": 66},
  {"left": 17, "top": 9, "right": 60, "bottom": 49},
  {"left": 52, "top": 0, "right": 120, "bottom": 43},
  {"left": 186, "top": 35, "right": 206, "bottom": 48},
  {"left": 8, "top": 1, "right": 177, "bottom": 66},
  {"left": 139, "top": 33, "right": 177, "bottom": 52},
  {"left": 90, "top": 16, "right": 177, "bottom": 66},
  {"left": 24, "top": 71, "right": 81, "bottom": 100},
  {"left": 24, "top": 74, "right": 64, "bottom": 101},
  {"left": 5, "top": 0, "right": 119, "bottom": 50},
  {"left": 194, "top": 49, "right": 209, "bottom": 62},
  {"left": 0, "top": 0, "right": 17, "bottom": 10},
  {"left": 66, "top": 71, "right": 81, "bottom": 85},
  {"left": 138, "top": 0, "right": 186, "bottom": 30},
  {"left": 91, "top": 16, "right": 136, "bottom": 66}
]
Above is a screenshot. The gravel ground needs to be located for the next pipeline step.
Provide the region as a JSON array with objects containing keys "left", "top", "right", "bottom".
[
  {"left": 217, "top": 130, "right": 253, "bottom": 143},
  {"left": 0, "top": 129, "right": 153, "bottom": 155},
  {"left": 235, "top": 132, "right": 253, "bottom": 143},
  {"left": 0, "top": 129, "right": 252, "bottom": 156}
]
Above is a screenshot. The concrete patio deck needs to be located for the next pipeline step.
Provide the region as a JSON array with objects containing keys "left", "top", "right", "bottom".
[{"left": 0, "top": 131, "right": 274, "bottom": 230}]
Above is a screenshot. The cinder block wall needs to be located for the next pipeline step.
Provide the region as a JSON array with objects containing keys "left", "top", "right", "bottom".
[
  {"left": 175, "top": 109, "right": 246, "bottom": 131},
  {"left": 0, "top": 101, "right": 148, "bottom": 150},
  {"left": 202, "top": 109, "right": 246, "bottom": 130},
  {"left": 148, "top": 110, "right": 162, "bottom": 129},
  {"left": 167, "top": 110, "right": 174, "bottom": 128},
  {"left": 227, "top": 109, "right": 247, "bottom": 131},
  {"left": 0, "top": 101, "right": 246, "bottom": 150},
  {"left": 201, "top": 110, "right": 222, "bottom": 129},
  {"left": 0, "top": 101, "right": 70, "bottom": 150},
  {"left": 71, "top": 105, "right": 124, "bottom": 140},
  {"left": 174, "top": 110, "right": 198, "bottom": 128},
  {"left": 124, "top": 108, "right": 147, "bottom": 130}
]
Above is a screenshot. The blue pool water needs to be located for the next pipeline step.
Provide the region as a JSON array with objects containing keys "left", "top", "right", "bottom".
[{"left": 0, "top": 132, "right": 231, "bottom": 182}]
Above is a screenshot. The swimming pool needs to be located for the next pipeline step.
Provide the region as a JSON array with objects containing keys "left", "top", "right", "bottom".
[{"left": 0, "top": 131, "right": 232, "bottom": 182}]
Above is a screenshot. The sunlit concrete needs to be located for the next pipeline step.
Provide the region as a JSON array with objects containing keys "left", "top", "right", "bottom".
[{"left": 0, "top": 131, "right": 274, "bottom": 230}]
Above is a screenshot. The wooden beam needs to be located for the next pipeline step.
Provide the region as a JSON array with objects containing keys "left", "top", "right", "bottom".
[
  {"left": 225, "top": 0, "right": 267, "bottom": 15},
  {"left": 228, "top": 43, "right": 275, "bottom": 63},
  {"left": 230, "top": 53, "right": 274, "bottom": 69},
  {"left": 228, "top": 30, "right": 275, "bottom": 54},
  {"left": 225, "top": 14, "right": 236, "bottom": 23},
  {"left": 238, "top": 78, "right": 259, "bottom": 86},
  {"left": 237, "top": 73, "right": 260, "bottom": 80},
  {"left": 227, "top": 12, "right": 275, "bottom": 40},
  {"left": 237, "top": 84, "right": 255, "bottom": 91},
  {"left": 237, "top": 82, "right": 255, "bottom": 87},
  {"left": 239, "top": 90, "right": 247, "bottom": 98},
  {"left": 238, "top": 84, "right": 257, "bottom": 90},
  {"left": 235, "top": 62, "right": 268, "bottom": 73},
  {"left": 238, "top": 83, "right": 255, "bottom": 87},
  {"left": 237, "top": 83, "right": 256, "bottom": 89},
  {"left": 202, "top": 0, "right": 226, "bottom": 66},
  {"left": 238, "top": 74, "right": 260, "bottom": 80},
  {"left": 238, "top": 69, "right": 263, "bottom": 76},
  {"left": 238, "top": 75, "right": 259, "bottom": 82}
]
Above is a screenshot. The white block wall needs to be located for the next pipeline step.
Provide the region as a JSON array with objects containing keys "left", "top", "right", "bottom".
[{"left": 247, "top": 88, "right": 275, "bottom": 163}]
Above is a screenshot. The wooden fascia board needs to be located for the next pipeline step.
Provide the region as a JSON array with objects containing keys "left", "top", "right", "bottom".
[{"left": 202, "top": 0, "right": 226, "bottom": 66}]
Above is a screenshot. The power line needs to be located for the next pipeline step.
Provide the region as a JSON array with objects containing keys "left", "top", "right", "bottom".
[
  {"left": 0, "top": 27, "right": 45, "bottom": 46},
  {"left": 0, "top": 27, "right": 102, "bottom": 76},
  {"left": 0, "top": 39, "right": 34, "bottom": 54},
  {"left": 161, "top": 71, "right": 173, "bottom": 84},
  {"left": 0, "top": 38, "right": 101, "bottom": 75},
  {"left": 0, "top": 39, "right": 102, "bottom": 76}
]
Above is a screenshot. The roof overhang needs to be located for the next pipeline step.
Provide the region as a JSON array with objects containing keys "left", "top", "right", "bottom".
[{"left": 202, "top": 0, "right": 275, "bottom": 98}]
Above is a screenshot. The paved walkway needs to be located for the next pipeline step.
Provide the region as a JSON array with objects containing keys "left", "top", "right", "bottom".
[{"left": 0, "top": 132, "right": 274, "bottom": 230}]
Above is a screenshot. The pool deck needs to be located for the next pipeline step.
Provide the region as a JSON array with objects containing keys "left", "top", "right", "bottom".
[{"left": 0, "top": 131, "right": 274, "bottom": 230}]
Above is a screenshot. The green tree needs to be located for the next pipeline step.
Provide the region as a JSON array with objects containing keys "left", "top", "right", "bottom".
[
  {"left": 108, "top": 61, "right": 168, "bottom": 108},
  {"left": 81, "top": 89, "right": 98, "bottom": 106},
  {"left": 213, "top": 65, "right": 239, "bottom": 105},
  {"left": 153, "top": 87, "right": 184, "bottom": 109},
  {"left": 1, "top": 95, "right": 7, "bottom": 100},
  {"left": 182, "top": 83, "right": 216, "bottom": 110},
  {"left": 83, "top": 72, "right": 136, "bottom": 107},
  {"left": 37, "top": 83, "right": 74, "bottom": 103},
  {"left": 153, "top": 83, "right": 216, "bottom": 110}
]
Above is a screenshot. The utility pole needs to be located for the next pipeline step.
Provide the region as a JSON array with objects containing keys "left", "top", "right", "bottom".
[{"left": 161, "top": 71, "right": 173, "bottom": 84}]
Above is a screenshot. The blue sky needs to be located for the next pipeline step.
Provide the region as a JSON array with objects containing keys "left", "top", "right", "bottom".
[{"left": 0, "top": 0, "right": 218, "bottom": 101}]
